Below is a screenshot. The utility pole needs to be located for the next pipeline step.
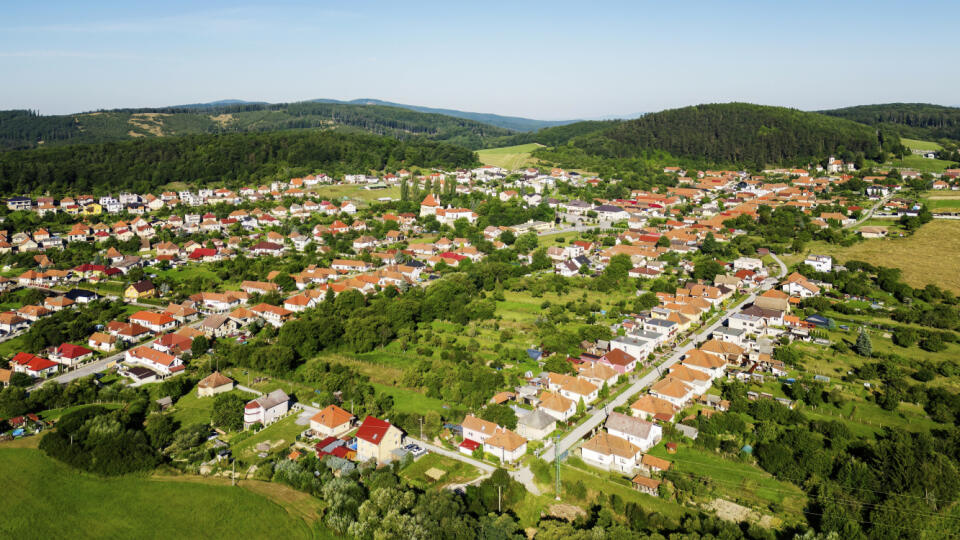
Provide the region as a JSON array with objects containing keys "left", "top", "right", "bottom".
[
  {"left": 232, "top": 460, "right": 235, "bottom": 486},
  {"left": 554, "top": 434, "right": 561, "bottom": 500},
  {"left": 497, "top": 486, "right": 502, "bottom": 513},
  {"left": 419, "top": 416, "right": 424, "bottom": 440}
]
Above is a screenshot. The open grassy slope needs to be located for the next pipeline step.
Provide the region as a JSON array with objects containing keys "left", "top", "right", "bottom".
[
  {"left": 0, "top": 441, "right": 317, "bottom": 539},
  {"left": 476, "top": 143, "right": 542, "bottom": 170}
]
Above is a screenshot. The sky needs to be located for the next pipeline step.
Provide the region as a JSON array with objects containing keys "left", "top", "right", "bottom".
[{"left": 1, "top": 1, "right": 957, "bottom": 120}]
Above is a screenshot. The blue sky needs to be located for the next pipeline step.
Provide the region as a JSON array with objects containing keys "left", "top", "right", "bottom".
[{"left": 1, "top": 1, "right": 956, "bottom": 119}]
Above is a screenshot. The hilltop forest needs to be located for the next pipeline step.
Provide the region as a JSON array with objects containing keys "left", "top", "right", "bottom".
[
  {"left": 822, "top": 103, "right": 960, "bottom": 141},
  {"left": 0, "top": 130, "right": 478, "bottom": 195},
  {"left": 0, "top": 102, "right": 515, "bottom": 151}
]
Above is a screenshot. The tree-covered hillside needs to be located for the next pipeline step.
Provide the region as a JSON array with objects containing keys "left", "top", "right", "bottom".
[
  {"left": 563, "top": 103, "right": 891, "bottom": 168},
  {"left": 489, "top": 119, "right": 621, "bottom": 148},
  {"left": 821, "top": 103, "right": 960, "bottom": 141},
  {"left": 0, "top": 102, "right": 515, "bottom": 151},
  {"left": 0, "top": 130, "right": 478, "bottom": 195}
]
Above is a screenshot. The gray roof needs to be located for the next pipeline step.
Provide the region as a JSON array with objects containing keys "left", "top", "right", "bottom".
[
  {"left": 676, "top": 424, "right": 699, "bottom": 440},
  {"left": 253, "top": 389, "right": 289, "bottom": 410},
  {"left": 713, "top": 326, "right": 745, "bottom": 336},
  {"left": 605, "top": 411, "right": 653, "bottom": 439},
  {"left": 518, "top": 409, "right": 557, "bottom": 430}
]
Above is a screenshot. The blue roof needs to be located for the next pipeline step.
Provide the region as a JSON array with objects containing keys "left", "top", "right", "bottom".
[{"left": 526, "top": 349, "right": 542, "bottom": 360}]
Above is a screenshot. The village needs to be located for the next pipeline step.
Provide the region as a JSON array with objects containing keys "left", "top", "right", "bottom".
[{"left": 1, "top": 156, "right": 957, "bottom": 524}]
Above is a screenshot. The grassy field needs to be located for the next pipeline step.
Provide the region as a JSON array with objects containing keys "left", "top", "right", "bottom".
[
  {"left": 170, "top": 385, "right": 258, "bottom": 427},
  {"left": 231, "top": 415, "right": 305, "bottom": 460},
  {"left": 794, "top": 220, "right": 960, "bottom": 293},
  {"left": 885, "top": 153, "right": 954, "bottom": 173},
  {"left": 308, "top": 184, "right": 400, "bottom": 203},
  {"left": 921, "top": 190, "right": 960, "bottom": 213},
  {"left": 476, "top": 143, "right": 542, "bottom": 170},
  {"left": 646, "top": 444, "right": 806, "bottom": 519},
  {"left": 371, "top": 383, "right": 449, "bottom": 415},
  {"left": 400, "top": 453, "right": 483, "bottom": 489},
  {"left": 0, "top": 442, "right": 317, "bottom": 539},
  {"left": 901, "top": 138, "right": 943, "bottom": 151}
]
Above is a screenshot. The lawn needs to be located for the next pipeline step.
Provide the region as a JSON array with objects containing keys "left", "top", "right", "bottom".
[
  {"left": 476, "top": 143, "right": 543, "bottom": 170},
  {"left": 170, "top": 385, "right": 258, "bottom": 427},
  {"left": 645, "top": 444, "right": 806, "bottom": 519},
  {"left": 231, "top": 414, "right": 306, "bottom": 460},
  {"left": 0, "top": 443, "right": 315, "bottom": 539},
  {"left": 795, "top": 220, "right": 960, "bottom": 293},
  {"left": 400, "top": 453, "right": 482, "bottom": 489},
  {"left": 371, "top": 383, "right": 449, "bottom": 415},
  {"left": 308, "top": 184, "right": 400, "bottom": 204}
]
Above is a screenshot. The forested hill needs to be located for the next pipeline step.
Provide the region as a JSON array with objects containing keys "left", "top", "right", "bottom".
[
  {"left": 0, "top": 102, "right": 515, "bottom": 151},
  {"left": 0, "top": 130, "right": 478, "bottom": 195},
  {"left": 314, "top": 98, "right": 576, "bottom": 132},
  {"left": 557, "top": 103, "right": 893, "bottom": 168},
  {"left": 489, "top": 119, "right": 622, "bottom": 147},
  {"left": 821, "top": 103, "right": 960, "bottom": 141}
]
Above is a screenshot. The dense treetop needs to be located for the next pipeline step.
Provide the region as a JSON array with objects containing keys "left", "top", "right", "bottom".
[
  {"left": 0, "top": 102, "right": 515, "bottom": 151},
  {"left": 822, "top": 102, "right": 960, "bottom": 141},
  {"left": 0, "top": 130, "right": 478, "bottom": 195},
  {"left": 560, "top": 103, "right": 890, "bottom": 168}
]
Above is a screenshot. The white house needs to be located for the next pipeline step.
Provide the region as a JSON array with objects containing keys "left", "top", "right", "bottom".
[
  {"left": 516, "top": 409, "right": 557, "bottom": 441},
  {"left": 244, "top": 389, "right": 290, "bottom": 428},
  {"left": 483, "top": 427, "right": 527, "bottom": 463},
  {"left": 581, "top": 431, "right": 642, "bottom": 474},
  {"left": 605, "top": 412, "right": 662, "bottom": 452},
  {"left": 804, "top": 255, "right": 833, "bottom": 273},
  {"left": 537, "top": 391, "right": 576, "bottom": 422}
]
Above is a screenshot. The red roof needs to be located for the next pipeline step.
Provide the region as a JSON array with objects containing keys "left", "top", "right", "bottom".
[
  {"left": 189, "top": 248, "right": 218, "bottom": 259},
  {"left": 459, "top": 439, "right": 481, "bottom": 451},
  {"left": 356, "top": 416, "right": 392, "bottom": 445},
  {"left": 56, "top": 343, "right": 93, "bottom": 359},
  {"left": 12, "top": 352, "right": 58, "bottom": 372},
  {"left": 439, "top": 252, "right": 466, "bottom": 261}
]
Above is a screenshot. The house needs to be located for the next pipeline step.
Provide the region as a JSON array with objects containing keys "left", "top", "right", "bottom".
[
  {"left": 859, "top": 226, "right": 888, "bottom": 239},
  {"left": 462, "top": 415, "right": 500, "bottom": 445},
  {"left": 631, "top": 475, "right": 662, "bottom": 496},
  {"left": 197, "top": 371, "right": 235, "bottom": 397},
  {"left": 577, "top": 363, "right": 620, "bottom": 388},
  {"left": 640, "top": 454, "right": 672, "bottom": 473},
  {"left": 125, "top": 280, "right": 156, "bottom": 300},
  {"left": 0, "top": 312, "right": 29, "bottom": 333},
  {"left": 581, "top": 431, "right": 643, "bottom": 473},
  {"left": 0, "top": 368, "right": 11, "bottom": 388},
  {"left": 547, "top": 372, "right": 599, "bottom": 404},
  {"left": 516, "top": 409, "right": 557, "bottom": 441},
  {"left": 244, "top": 389, "right": 290, "bottom": 428},
  {"left": 106, "top": 321, "right": 152, "bottom": 343},
  {"left": 355, "top": 416, "right": 405, "bottom": 465},
  {"left": 666, "top": 365, "right": 713, "bottom": 395},
  {"left": 10, "top": 352, "right": 58, "bottom": 378},
  {"left": 483, "top": 427, "right": 528, "bottom": 463},
  {"left": 129, "top": 311, "right": 177, "bottom": 334},
  {"left": 50, "top": 343, "right": 94, "bottom": 366},
  {"left": 603, "top": 343, "right": 642, "bottom": 372},
  {"left": 199, "top": 314, "right": 240, "bottom": 338},
  {"left": 250, "top": 303, "right": 293, "bottom": 327},
  {"left": 649, "top": 376, "right": 696, "bottom": 407},
  {"left": 309, "top": 405, "right": 355, "bottom": 438},
  {"left": 88, "top": 332, "right": 118, "bottom": 352},
  {"left": 537, "top": 391, "right": 577, "bottom": 422},
  {"left": 681, "top": 349, "right": 727, "bottom": 379},
  {"left": 605, "top": 412, "right": 662, "bottom": 452},
  {"left": 630, "top": 395, "right": 677, "bottom": 422},
  {"left": 803, "top": 254, "right": 833, "bottom": 272},
  {"left": 782, "top": 272, "right": 821, "bottom": 298},
  {"left": 125, "top": 345, "right": 183, "bottom": 376}
]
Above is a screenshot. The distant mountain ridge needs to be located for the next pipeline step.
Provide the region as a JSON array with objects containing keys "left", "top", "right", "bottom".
[
  {"left": 820, "top": 103, "right": 960, "bottom": 141},
  {"left": 310, "top": 98, "right": 578, "bottom": 132}
]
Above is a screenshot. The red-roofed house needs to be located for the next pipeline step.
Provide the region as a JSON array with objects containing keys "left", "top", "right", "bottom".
[
  {"left": 50, "top": 343, "right": 94, "bottom": 366},
  {"left": 125, "top": 345, "right": 183, "bottom": 376},
  {"left": 10, "top": 352, "right": 58, "bottom": 377},
  {"left": 355, "top": 416, "right": 405, "bottom": 465}
]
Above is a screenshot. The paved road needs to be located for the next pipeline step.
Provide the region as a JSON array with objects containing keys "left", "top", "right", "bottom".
[
  {"left": 406, "top": 436, "right": 494, "bottom": 473},
  {"left": 29, "top": 314, "right": 210, "bottom": 391},
  {"left": 541, "top": 259, "right": 786, "bottom": 463},
  {"left": 845, "top": 194, "right": 892, "bottom": 229}
]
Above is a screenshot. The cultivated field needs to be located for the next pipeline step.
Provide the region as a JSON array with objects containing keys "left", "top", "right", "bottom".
[
  {"left": 476, "top": 143, "right": 543, "bottom": 170},
  {"left": 804, "top": 220, "right": 960, "bottom": 293}
]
